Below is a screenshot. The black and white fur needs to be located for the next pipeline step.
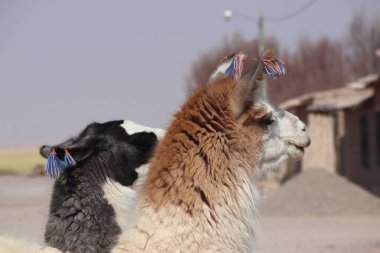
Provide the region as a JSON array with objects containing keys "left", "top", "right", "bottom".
[{"left": 39, "top": 120, "right": 161, "bottom": 253}]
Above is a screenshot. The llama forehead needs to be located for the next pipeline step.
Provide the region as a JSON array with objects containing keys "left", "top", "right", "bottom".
[
  {"left": 252, "top": 101, "right": 280, "bottom": 119},
  {"left": 260, "top": 102, "right": 285, "bottom": 118},
  {"left": 274, "top": 107, "right": 286, "bottom": 118},
  {"left": 255, "top": 102, "right": 291, "bottom": 124}
]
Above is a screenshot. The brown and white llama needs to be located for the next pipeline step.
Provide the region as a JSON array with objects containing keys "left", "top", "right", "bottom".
[{"left": 112, "top": 59, "right": 310, "bottom": 252}]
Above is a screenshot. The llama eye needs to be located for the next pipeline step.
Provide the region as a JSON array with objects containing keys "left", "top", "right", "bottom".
[{"left": 261, "top": 117, "right": 274, "bottom": 126}]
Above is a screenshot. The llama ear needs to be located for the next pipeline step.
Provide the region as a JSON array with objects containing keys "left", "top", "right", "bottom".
[
  {"left": 101, "top": 120, "right": 124, "bottom": 128},
  {"left": 232, "top": 59, "right": 265, "bottom": 117},
  {"left": 45, "top": 135, "right": 102, "bottom": 165},
  {"left": 40, "top": 135, "right": 101, "bottom": 178},
  {"left": 40, "top": 137, "right": 76, "bottom": 158},
  {"left": 62, "top": 135, "right": 101, "bottom": 163},
  {"left": 209, "top": 52, "right": 246, "bottom": 82}
]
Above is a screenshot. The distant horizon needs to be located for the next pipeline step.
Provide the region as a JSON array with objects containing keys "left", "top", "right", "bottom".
[{"left": 1, "top": 0, "right": 380, "bottom": 147}]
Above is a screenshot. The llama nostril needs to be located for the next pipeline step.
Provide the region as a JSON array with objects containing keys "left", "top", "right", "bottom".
[{"left": 296, "top": 121, "right": 306, "bottom": 132}]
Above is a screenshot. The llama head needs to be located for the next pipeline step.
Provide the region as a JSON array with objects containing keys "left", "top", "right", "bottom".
[
  {"left": 40, "top": 120, "right": 158, "bottom": 186},
  {"left": 228, "top": 59, "right": 310, "bottom": 173},
  {"left": 249, "top": 103, "right": 310, "bottom": 174},
  {"left": 179, "top": 57, "right": 310, "bottom": 176}
]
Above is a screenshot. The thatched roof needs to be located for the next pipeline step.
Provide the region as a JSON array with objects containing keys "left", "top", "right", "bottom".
[{"left": 280, "top": 74, "right": 379, "bottom": 112}]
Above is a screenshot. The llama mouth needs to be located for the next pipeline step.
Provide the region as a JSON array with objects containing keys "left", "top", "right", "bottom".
[
  {"left": 287, "top": 137, "right": 311, "bottom": 149},
  {"left": 288, "top": 142, "right": 305, "bottom": 155},
  {"left": 294, "top": 145, "right": 305, "bottom": 153}
]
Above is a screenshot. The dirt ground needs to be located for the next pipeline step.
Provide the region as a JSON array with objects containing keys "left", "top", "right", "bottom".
[{"left": 0, "top": 175, "right": 379, "bottom": 253}]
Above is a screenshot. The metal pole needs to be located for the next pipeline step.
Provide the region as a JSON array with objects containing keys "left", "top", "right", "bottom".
[
  {"left": 257, "top": 9, "right": 268, "bottom": 98},
  {"left": 258, "top": 9, "right": 265, "bottom": 54}
]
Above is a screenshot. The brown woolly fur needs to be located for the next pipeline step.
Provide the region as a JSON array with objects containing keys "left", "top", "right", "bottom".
[
  {"left": 143, "top": 77, "right": 265, "bottom": 216},
  {"left": 113, "top": 57, "right": 310, "bottom": 253},
  {"left": 0, "top": 54, "right": 310, "bottom": 253}
]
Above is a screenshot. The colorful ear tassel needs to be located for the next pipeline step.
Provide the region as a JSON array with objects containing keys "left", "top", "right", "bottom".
[
  {"left": 45, "top": 148, "right": 65, "bottom": 178},
  {"left": 262, "top": 58, "right": 286, "bottom": 79},
  {"left": 256, "top": 50, "right": 286, "bottom": 79},
  {"left": 225, "top": 52, "right": 246, "bottom": 79},
  {"left": 209, "top": 52, "right": 247, "bottom": 81},
  {"left": 64, "top": 148, "right": 76, "bottom": 168},
  {"left": 45, "top": 147, "right": 76, "bottom": 178}
]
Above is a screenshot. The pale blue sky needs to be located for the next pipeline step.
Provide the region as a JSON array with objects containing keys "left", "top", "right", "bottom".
[{"left": 1, "top": 0, "right": 379, "bottom": 146}]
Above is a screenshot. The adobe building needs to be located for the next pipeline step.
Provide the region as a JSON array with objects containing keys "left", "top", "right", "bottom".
[{"left": 281, "top": 74, "right": 380, "bottom": 195}]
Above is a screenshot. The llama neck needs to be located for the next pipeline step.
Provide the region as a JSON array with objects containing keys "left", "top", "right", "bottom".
[
  {"left": 45, "top": 152, "right": 122, "bottom": 253},
  {"left": 114, "top": 80, "right": 264, "bottom": 253},
  {"left": 133, "top": 163, "right": 260, "bottom": 253},
  {"left": 142, "top": 81, "right": 260, "bottom": 214},
  {"left": 137, "top": 84, "right": 261, "bottom": 251}
]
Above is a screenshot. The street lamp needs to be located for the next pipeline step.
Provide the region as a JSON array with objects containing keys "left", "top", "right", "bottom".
[
  {"left": 223, "top": 10, "right": 232, "bottom": 22},
  {"left": 223, "top": 9, "right": 267, "bottom": 98},
  {"left": 223, "top": 10, "right": 265, "bottom": 53}
]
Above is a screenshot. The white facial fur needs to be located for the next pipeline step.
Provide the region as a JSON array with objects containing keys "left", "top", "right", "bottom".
[
  {"left": 103, "top": 179, "right": 137, "bottom": 230},
  {"left": 257, "top": 102, "right": 310, "bottom": 174},
  {"left": 121, "top": 120, "right": 166, "bottom": 139},
  {"left": 121, "top": 120, "right": 166, "bottom": 188},
  {"left": 103, "top": 121, "right": 166, "bottom": 231}
]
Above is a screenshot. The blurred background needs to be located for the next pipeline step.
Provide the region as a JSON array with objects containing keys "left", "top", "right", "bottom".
[{"left": 1, "top": 1, "right": 380, "bottom": 252}]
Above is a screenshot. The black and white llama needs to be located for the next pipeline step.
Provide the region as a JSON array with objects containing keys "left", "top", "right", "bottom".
[{"left": 40, "top": 120, "right": 161, "bottom": 253}]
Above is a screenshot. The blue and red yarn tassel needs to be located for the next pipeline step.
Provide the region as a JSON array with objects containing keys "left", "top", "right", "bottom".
[
  {"left": 45, "top": 148, "right": 64, "bottom": 178},
  {"left": 225, "top": 52, "right": 246, "bottom": 79},
  {"left": 64, "top": 148, "right": 76, "bottom": 168},
  {"left": 256, "top": 49, "right": 286, "bottom": 79},
  {"left": 45, "top": 147, "right": 76, "bottom": 178}
]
